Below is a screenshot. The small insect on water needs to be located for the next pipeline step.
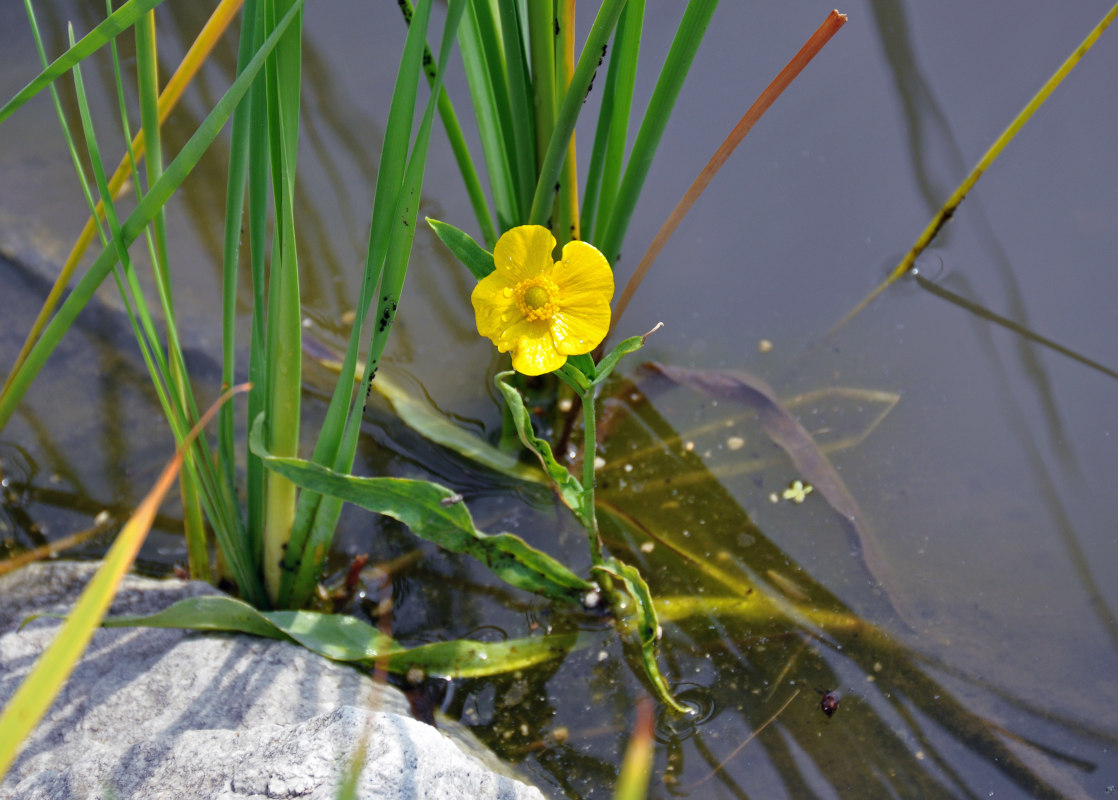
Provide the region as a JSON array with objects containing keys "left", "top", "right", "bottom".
[{"left": 817, "top": 688, "right": 840, "bottom": 717}]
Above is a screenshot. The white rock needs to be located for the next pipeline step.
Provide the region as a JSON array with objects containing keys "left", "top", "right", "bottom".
[{"left": 0, "top": 562, "right": 547, "bottom": 800}]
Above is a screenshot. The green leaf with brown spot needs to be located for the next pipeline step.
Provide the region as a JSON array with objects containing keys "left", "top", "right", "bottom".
[{"left": 250, "top": 414, "right": 591, "bottom": 604}]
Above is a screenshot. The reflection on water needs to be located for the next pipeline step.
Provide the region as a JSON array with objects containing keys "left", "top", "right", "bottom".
[{"left": 2, "top": 1, "right": 1118, "bottom": 797}]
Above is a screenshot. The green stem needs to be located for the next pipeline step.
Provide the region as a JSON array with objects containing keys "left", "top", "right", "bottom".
[{"left": 580, "top": 384, "right": 604, "bottom": 566}]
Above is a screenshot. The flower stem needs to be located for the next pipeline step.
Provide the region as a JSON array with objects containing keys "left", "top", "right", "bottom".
[{"left": 580, "top": 384, "right": 604, "bottom": 566}]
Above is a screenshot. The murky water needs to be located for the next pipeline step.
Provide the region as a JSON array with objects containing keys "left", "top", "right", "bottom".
[{"left": 2, "top": 1, "right": 1117, "bottom": 797}]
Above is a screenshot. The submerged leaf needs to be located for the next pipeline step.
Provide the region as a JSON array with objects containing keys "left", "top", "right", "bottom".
[
  {"left": 101, "top": 594, "right": 578, "bottom": 678},
  {"left": 250, "top": 414, "right": 591, "bottom": 604},
  {"left": 644, "top": 362, "right": 903, "bottom": 617},
  {"left": 303, "top": 335, "right": 542, "bottom": 483}
]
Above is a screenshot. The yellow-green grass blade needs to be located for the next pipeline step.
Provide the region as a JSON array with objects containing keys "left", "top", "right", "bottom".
[
  {"left": 0, "top": 0, "right": 242, "bottom": 408},
  {"left": 612, "top": 697, "right": 655, "bottom": 800},
  {"left": 260, "top": 0, "right": 306, "bottom": 605},
  {"left": 0, "top": 0, "right": 166, "bottom": 124},
  {"left": 835, "top": 0, "right": 1118, "bottom": 330},
  {"left": 0, "top": 0, "right": 304, "bottom": 606},
  {"left": 555, "top": 0, "right": 581, "bottom": 244},
  {"left": 0, "top": 385, "right": 245, "bottom": 782}
]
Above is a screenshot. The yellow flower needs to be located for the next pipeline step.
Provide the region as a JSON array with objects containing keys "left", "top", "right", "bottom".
[{"left": 472, "top": 225, "right": 613, "bottom": 376}]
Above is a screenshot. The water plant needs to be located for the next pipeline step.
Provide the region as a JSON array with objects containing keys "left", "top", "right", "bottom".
[
  {"left": 0, "top": 0, "right": 727, "bottom": 770},
  {"left": 3, "top": 0, "right": 1117, "bottom": 797}
]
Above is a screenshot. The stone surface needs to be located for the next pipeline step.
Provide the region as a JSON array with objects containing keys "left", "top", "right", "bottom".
[{"left": 0, "top": 562, "right": 547, "bottom": 800}]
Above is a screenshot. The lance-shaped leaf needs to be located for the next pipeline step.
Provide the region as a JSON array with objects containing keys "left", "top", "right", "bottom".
[
  {"left": 250, "top": 414, "right": 591, "bottom": 604},
  {"left": 495, "top": 371, "right": 587, "bottom": 520},
  {"left": 593, "top": 332, "right": 654, "bottom": 388},
  {"left": 426, "top": 218, "right": 495, "bottom": 280},
  {"left": 594, "top": 558, "right": 689, "bottom": 714},
  {"left": 301, "top": 336, "right": 543, "bottom": 484},
  {"left": 100, "top": 595, "right": 579, "bottom": 678}
]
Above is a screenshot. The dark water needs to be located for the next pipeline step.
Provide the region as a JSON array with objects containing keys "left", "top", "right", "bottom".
[{"left": 2, "top": 2, "right": 1117, "bottom": 797}]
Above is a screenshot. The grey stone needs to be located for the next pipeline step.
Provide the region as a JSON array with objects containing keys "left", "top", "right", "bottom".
[{"left": 0, "top": 562, "right": 548, "bottom": 800}]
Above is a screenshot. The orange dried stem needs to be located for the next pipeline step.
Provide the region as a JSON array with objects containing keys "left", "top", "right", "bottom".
[
  {"left": 0, "top": 0, "right": 243, "bottom": 401},
  {"left": 611, "top": 9, "right": 847, "bottom": 332}
]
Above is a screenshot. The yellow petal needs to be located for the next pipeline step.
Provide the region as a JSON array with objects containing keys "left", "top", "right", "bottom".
[
  {"left": 471, "top": 271, "right": 519, "bottom": 342},
  {"left": 498, "top": 316, "right": 563, "bottom": 375},
  {"left": 554, "top": 240, "right": 614, "bottom": 308},
  {"left": 549, "top": 240, "right": 613, "bottom": 354},
  {"left": 495, "top": 315, "right": 549, "bottom": 353},
  {"left": 549, "top": 307, "right": 608, "bottom": 355},
  {"left": 493, "top": 225, "right": 557, "bottom": 282},
  {"left": 511, "top": 330, "right": 566, "bottom": 376}
]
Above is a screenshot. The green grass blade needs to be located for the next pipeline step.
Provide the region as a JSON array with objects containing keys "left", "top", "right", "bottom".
[
  {"left": 398, "top": 0, "right": 498, "bottom": 247},
  {"left": 284, "top": 0, "right": 469, "bottom": 608},
  {"left": 597, "top": 0, "right": 719, "bottom": 265},
  {"left": 0, "top": 0, "right": 166, "bottom": 124},
  {"left": 579, "top": 48, "right": 614, "bottom": 245},
  {"left": 219, "top": 0, "right": 262, "bottom": 551},
  {"left": 527, "top": 0, "right": 627, "bottom": 226},
  {"left": 245, "top": 7, "right": 271, "bottom": 567},
  {"left": 457, "top": 0, "right": 519, "bottom": 230},
  {"left": 132, "top": 10, "right": 211, "bottom": 581},
  {"left": 0, "top": 0, "right": 304, "bottom": 607},
  {"left": 260, "top": 0, "right": 306, "bottom": 604},
  {"left": 52, "top": 5, "right": 226, "bottom": 589},
  {"left": 587, "top": 0, "right": 643, "bottom": 244},
  {"left": 525, "top": 0, "right": 555, "bottom": 185},
  {"left": 279, "top": 0, "right": 438, "bottom": 606},
  {"left": 497, "top": 0, "right": 536, "bottom": 218},
  {"left": 471, "top": 0, "right": 521, "bottom": 217}
]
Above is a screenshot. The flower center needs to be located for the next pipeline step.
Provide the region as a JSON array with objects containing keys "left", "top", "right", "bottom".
[{"left": 515, "top": 277, "right": 559, "bottom": 322}]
